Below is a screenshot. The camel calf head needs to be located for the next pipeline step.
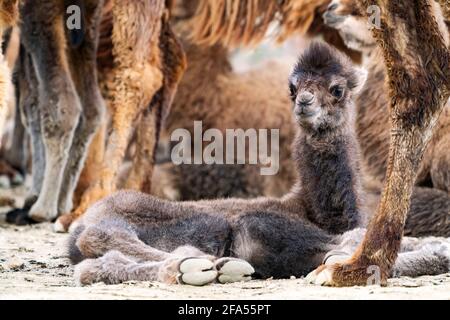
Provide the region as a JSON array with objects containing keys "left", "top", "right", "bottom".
[{"left": 289, "top": 42, "right": 367, "bottom": 134}]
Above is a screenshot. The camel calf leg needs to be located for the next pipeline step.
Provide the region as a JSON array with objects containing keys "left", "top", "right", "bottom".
[{"left": 73, "top": 223, "right": 252, "bottom": 286}]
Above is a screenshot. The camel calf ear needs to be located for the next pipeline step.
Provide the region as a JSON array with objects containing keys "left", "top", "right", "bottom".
[{"left": 352, "top": 67, "right": 368, "bottom": 94}]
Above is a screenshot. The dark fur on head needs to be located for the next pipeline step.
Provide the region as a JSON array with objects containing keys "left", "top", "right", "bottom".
[{"left": 289, "top": 42, "right": 366, "bottom": 135}]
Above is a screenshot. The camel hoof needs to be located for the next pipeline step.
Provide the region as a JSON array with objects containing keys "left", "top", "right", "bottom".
[
  {"left": 53, "top": 219, "right": 67, "bottom": 233},
  {"left": 215, "top": 258, "right": 254, "bottom": 284},
  {"left": 53, "top": 214, "right": 77, "bottom": 233},
  {"left": 29, "top": 203, "right": 57, "bottom": 223},
  {"left": 177, "top": 258, "right": 217, "bottom": 286},
  {"left": 305, "top": 266, "right": 334, "bottom": 286},
  {"left": 5, "top": 208, "right": 35, "bottom": 225}
]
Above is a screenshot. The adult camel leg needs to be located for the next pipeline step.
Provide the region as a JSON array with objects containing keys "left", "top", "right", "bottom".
[
  {"left": 19, "top": 50, "right": 45, "bottom": 198},
  {"left": 56, "top": 0, "right": 106, "bottom": 218},
  {"left": 126, "top": 17, "right": 187, "bottom": 193},
  {"left": 62, "top": 0, "right": 165, "bottom": 227},
  {"left": 74, "top": 120, "right": 107, "bottom": 208},
  {"left": 430, "top": 134, "right": 450, "bottom": 193},
  {"left": 124, "top": 106, "right": 158, "bottom": 193},
  {"left": 308, "top": 0, "right": 450, "bottom": 286},
  {"left": 313, "top": 228, "right": 450, "bottom": 281},
  {"left": 55, "top": 120, "right": 107, "bottom": 232},
  {"left": 2, "top": 104, "right": 27, "bottom": 181},
  {"left": 20, "top": 0, "right": 83, "bottom": 222},
  {"left": 5, "top": 48, "right": 46, "bottom": 225}
]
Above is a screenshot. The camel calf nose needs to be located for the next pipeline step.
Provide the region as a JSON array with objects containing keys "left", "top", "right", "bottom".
[{"left": 298, "top": 91, "right": 315, "bottom": 105}]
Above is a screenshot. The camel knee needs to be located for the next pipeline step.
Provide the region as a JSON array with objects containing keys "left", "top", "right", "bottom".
[
  {"left": 33, "top": 68, "right": 81, "bottom": 144},
  {"left": 76, "top": 222, "right": 139, "bottom": 259},
  {"left": 76, "top": 225, "right": 114, "bottom": 259},
  {"left": 40, "top": 96, "right": 81, "bottom": 143},
  {"left": 20, "top": 8, "right": 82, "bottom": 141}
]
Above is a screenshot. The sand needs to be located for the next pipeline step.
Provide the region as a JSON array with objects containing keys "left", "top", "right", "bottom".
[{"left": 1, "top": 186, "right": 449, "bottom": 300}]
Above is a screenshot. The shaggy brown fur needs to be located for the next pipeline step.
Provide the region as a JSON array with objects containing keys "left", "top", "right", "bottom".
[
  {"left": 0, "top": 0, "right": 18, "bottom": 142},
  {"left": 0, "top": 28, "right": 27, "bottom": 184},
  {"left": 324, "top": 0, "right": 450, "bottom": 194},
  {"left": 187, "top": 0, "right": 358, "bottom": 61},
  {"left": 68, "top": 43, "right": 450, "bottom": 286},
  {"left": 307, "top": 0, "right": 450, "bottom": 287},
  {"left": 359, "top": 50, "right": 450, "bottom": 193},
  {"left": 54, "top": 0, "right": 187, "bottom": 232},
  {"left": 187, "top": 0, "right": 361, "bottom": 62},
  {"left": 188, "top": 0, "right": 323, "bottom": 46}
]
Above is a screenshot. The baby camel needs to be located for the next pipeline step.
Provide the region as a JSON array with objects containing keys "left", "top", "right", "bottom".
[{"left": 69, "top": 43, "right": 450, "bottom": 286}]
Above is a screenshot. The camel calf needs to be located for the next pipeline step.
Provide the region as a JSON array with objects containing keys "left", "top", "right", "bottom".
[{"left": 69, "top": 43, "right": 450, "bottom": 286}]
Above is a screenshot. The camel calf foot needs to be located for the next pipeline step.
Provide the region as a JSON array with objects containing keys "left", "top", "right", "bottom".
[
  {"left": 74, "top": 251, "right": 136, "bottom": 286},
  {"left": 176, "top": 258, "right": 218, "bottom": 286},
  {"left": 75, "top": 250, "right": 255, "bottom": 287},
  {"left": 214, "top": 258, "right": 255, "bottom": 284},
  {"left": 177, "top": 257, "right": 255, "bottom": 286}
]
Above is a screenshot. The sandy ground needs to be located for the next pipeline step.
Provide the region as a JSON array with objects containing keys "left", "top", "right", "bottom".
[{"left": 1, "top": 186, "right": 450, "bottom": 300}]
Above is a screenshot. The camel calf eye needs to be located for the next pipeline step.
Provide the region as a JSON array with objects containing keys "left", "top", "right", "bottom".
[
  {"left": 330, "top": 86, "right": 344, "bottom": 98},
  {"left": 289, "top": 83, "right": 297, "bottom": 101}
]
